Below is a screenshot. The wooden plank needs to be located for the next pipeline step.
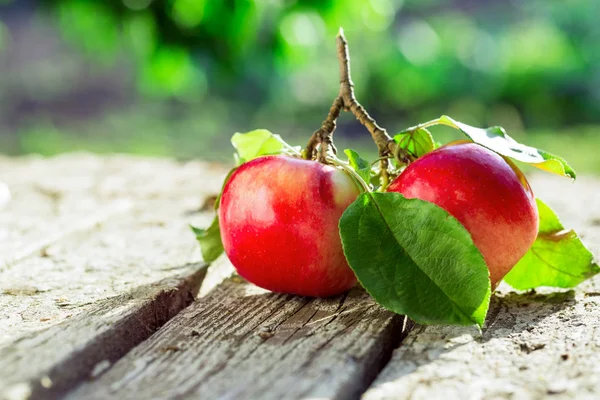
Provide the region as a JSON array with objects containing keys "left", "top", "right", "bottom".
[
  {"left": 0, "top": 154, "right": 232, "bottom": 399},
  {"left": 0, "top": 206, "right": 210, "bottom": 344},
  {"left": 362, "top": 284, "right": 600, "bottom": 400},
  {"left": 0, "top": 154, "right": 203, "bottom": 270},
  {"left": 0, "top": 154, "right": 226, "bottom": 271},
  {"left": 0, "top": 153, "right": 227, "bottom": 344},
  {"left": 0, "top": 154, "right": 133, "bottom": 271},
  {"left": 0, "top": 264, "right": 206, "bottom": 400},
  {"left": 362, "top": 174, "right": 600, "bottom": 400},
  {"left": 66, "top": 278, "right": 411, "bottom": 400},
  {"left": 5, "top": 155, "right": 598, "bottom": 400},
  {"left": 0, "top": 200, "right": 131, "bottom": 271}
]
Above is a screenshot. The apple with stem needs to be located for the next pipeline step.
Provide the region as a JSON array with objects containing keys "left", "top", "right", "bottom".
[
  {"left": 193, "top": 30, "right": 589, "bottom": 327},
  {"left": 387, "top": 142, "right": 539, "bottom": 288},
  {"left": 218, "top": 155, "right": 361, "bottom": 297}
]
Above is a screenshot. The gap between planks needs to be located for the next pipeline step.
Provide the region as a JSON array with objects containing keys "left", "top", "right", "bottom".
[
  {"left": 6, "top": 161, "right": 596, "bottom": 400},
  {"left": 0, "top": 263, "right": 208, "bottom": 400},
  {"left": 66, "top": 277, "right": 413, "bottom": 400},
  {"left": 0, "top": 154, "right": 230, "bottom": 399},
  {"left": 362, "top": 175, "right": 600, "bottom": 400}
]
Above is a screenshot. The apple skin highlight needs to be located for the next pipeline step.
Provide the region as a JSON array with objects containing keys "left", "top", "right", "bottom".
[
  {"left": 219, "top": 155, "right": 361, "bottom": 297},
  {"left": 388, "top": 142, "right": 539, "bottom": 288}
]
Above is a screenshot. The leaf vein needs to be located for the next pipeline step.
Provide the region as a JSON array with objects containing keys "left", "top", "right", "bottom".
[{"left": 367, "top": 193, "right": 479, "bottom": 324}]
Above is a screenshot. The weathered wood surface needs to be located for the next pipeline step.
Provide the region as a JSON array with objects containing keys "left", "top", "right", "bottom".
[
  {"left": 0, "top": 154, "right": 599, "bottom": 400},
  {"left": 0, "top": 153, "right": 226, "bottom": 343},
  {"left": 363, "top": 175, "right": 600, "bottom": 400},
  {"left": 0, "top": 266, "right": 206, "bottom": 400},
  {"left": 0, "top": 154, "right": 228, "bottom": 399},
  {"left": 66, "top": 278, "right": 409, "bottom": 400}
]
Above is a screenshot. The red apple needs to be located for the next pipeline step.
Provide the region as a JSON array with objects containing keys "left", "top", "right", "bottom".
[
  {"left": 219, "top": 155, "right": 361, "bottom": 297},
  {"left": 388, "top": 142, "right": 538, "bottom": 288}
]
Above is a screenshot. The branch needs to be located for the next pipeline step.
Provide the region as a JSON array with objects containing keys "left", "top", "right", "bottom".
[
  {"left": 304, "top": 96, "right": 343, "bottom": 162},
  {"left": 303, "top": 28, "right": 404, "bottom": 188},
  {"left": 335, "top": 29, "right": 396, "bottom": 158},
  {"left": 304, "top": 28, "right": 400, "bottom": 185}
]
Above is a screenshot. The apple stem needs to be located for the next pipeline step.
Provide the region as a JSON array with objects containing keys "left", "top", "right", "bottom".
[
  {"left": 304, "top": 28, "right": 405, "bottom": 188},
  {"left": 304, "top": 96, "right": 343, "bottom": 162},
  {"left": 407, "top": 117, "right": 445, "bottom": 131},
  {"left": 336, "top": 29, "right": 395, "bottom": 159},
  {"left": 326, "top": 157, "right": 372, "bottom": 192}
]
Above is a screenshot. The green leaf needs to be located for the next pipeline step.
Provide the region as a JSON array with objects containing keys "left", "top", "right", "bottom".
[
  {"left": 214, "top": 167, "right": 237, "bottom": 211},
  {"left": 231, "top": 129, "right": 299, "bottom": 164},
  {"left": 503, "top": 199, "right": 599, "bottom": 289},
  {"left": 191, "top": 216, "right": 223, "bottom": 262},
  {"left": 191, "top": 167, "right": 236, "bottom": 262},
  {"left": 438, "top": 115, "right": 576, "bottom": 179},
  {"left": 339, "top": 192, "right": 491, "bottom": 327},
  {"left": 344, "top": 149, "right": 372, "bottom": 186},
  {"left": 394, "top": 127, "right": 435, "bottom": 158}
]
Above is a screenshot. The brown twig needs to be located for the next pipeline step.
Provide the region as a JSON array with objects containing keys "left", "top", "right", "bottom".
[
  {"left": 304, "top": 28, "right": 398, "bottom": 183},
  {"left": 336, "top": 30, "right": 396, "bottom": 157},
  {"left": 305, "top": 96, "right": 343, "bottom": 162}
]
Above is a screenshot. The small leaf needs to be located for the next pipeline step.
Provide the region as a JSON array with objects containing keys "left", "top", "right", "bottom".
[
  {"left": 191, "top": 216, "right": 223, "bottom": 262},
  {"left": 503, "top": 199, "right": 599, "bottom": 289},
  {"left": 231, "top": 129, "right": 299, "bottom": 164},
  {"left": 339, "top": 192, "right": 491, "bottom": 327},
  {"left": 344, "top": 149, "right": 372, "bottom": 186},
  {"left": 438, "top": 115, "right": 576, "bottom": 179},
  {"left": 214, "top": 167, "right": 237, "bottom": 211},
  {"left": 394, "top": 127, "right": 435, "bottom": 158}
]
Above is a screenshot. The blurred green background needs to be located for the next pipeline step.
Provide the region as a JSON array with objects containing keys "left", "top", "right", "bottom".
[{"left": 0, "top": 0, "right": 599, "bottom": 172}]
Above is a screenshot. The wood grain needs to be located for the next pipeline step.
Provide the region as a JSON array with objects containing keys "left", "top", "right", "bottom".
[
  {"left": 67, "top": 278, "right": 410, "bottom": 400},
  {"left": 0, "top": 153, "right": 227, "bottom": 344},
  {"left": 0, "top": 265, "right": 206, "bottom": 400},
  {"left": 2, "top": 155, "right": 600, "bottom": 400},
  {"left": 0, "top": 154, "right": 229, "bottom": 400}
]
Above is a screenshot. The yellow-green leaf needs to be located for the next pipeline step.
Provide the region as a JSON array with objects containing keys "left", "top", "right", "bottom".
[
  {"left": 438, "top": 115, "right": 576, "bottom": 179},
  {"left": 231, "top": 129, "right": 299, "bottom": 165},
  {"left": 504, "top": 199, "right": 599, "bottom": 289}
]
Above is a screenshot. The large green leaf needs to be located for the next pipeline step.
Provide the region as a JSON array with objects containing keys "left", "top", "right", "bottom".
[
  {"left": 231, "top": 129, "right": 299, "bottom": 164},
  {"left": 339, "top": 192, "right": 491, "bottom": 327},
  {"left": 191, "top": 216, "right": 223, "bottom": 263},
  {"left": 503, "top": 199, "right": 599, "bottom": 289},
  {"left": 394, "top": 127, "right": 435, "bottom": 158},
  {"left": 438, "top": 115, "right": 576, "bottom": 179}
]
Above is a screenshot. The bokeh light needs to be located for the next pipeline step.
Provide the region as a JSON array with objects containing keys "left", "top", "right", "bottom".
[{"left": 0, "top": 0, "right": 597, "bottom": 174}]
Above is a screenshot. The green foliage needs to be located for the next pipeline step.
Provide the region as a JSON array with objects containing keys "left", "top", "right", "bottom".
[
  {"left": 231, "top": 129, "right": 299, "bottom": 164},
  {"left": 6, "top": 0, "right": 600, "bottom": 166},
  {"left": 437, "top": 116, "right": 576, "bottom": 179},
  {"left": 57, "top": 0, "right": 119, "bottom": 63},
  {"left": 214, "top": 168, "right": 237, "bottom": 211},
  {"left": 32, "top": 0, "right": 600, "bottom": 128},
  {"left": 344, "top": 149, "right": 372, "bottom": 187},
  {"left": 339, "top": 192, "right": 491, "bottom": 327},
  {"left": 139, "top": 46, "right": 205, "bottom": 98},
  {"left": 191, "top": 218, "right": 223, "bottom": 263},
  {"left": 503, "top": 199, "right": 600, "bottom": 289},
  {"left": 394, "top": 128, "right": 435, "bottom": 158}
]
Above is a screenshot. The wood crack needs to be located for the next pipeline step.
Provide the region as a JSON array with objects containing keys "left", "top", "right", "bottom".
[{"left": 1, "top": 264, "right": 208, "bottom": 400}]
